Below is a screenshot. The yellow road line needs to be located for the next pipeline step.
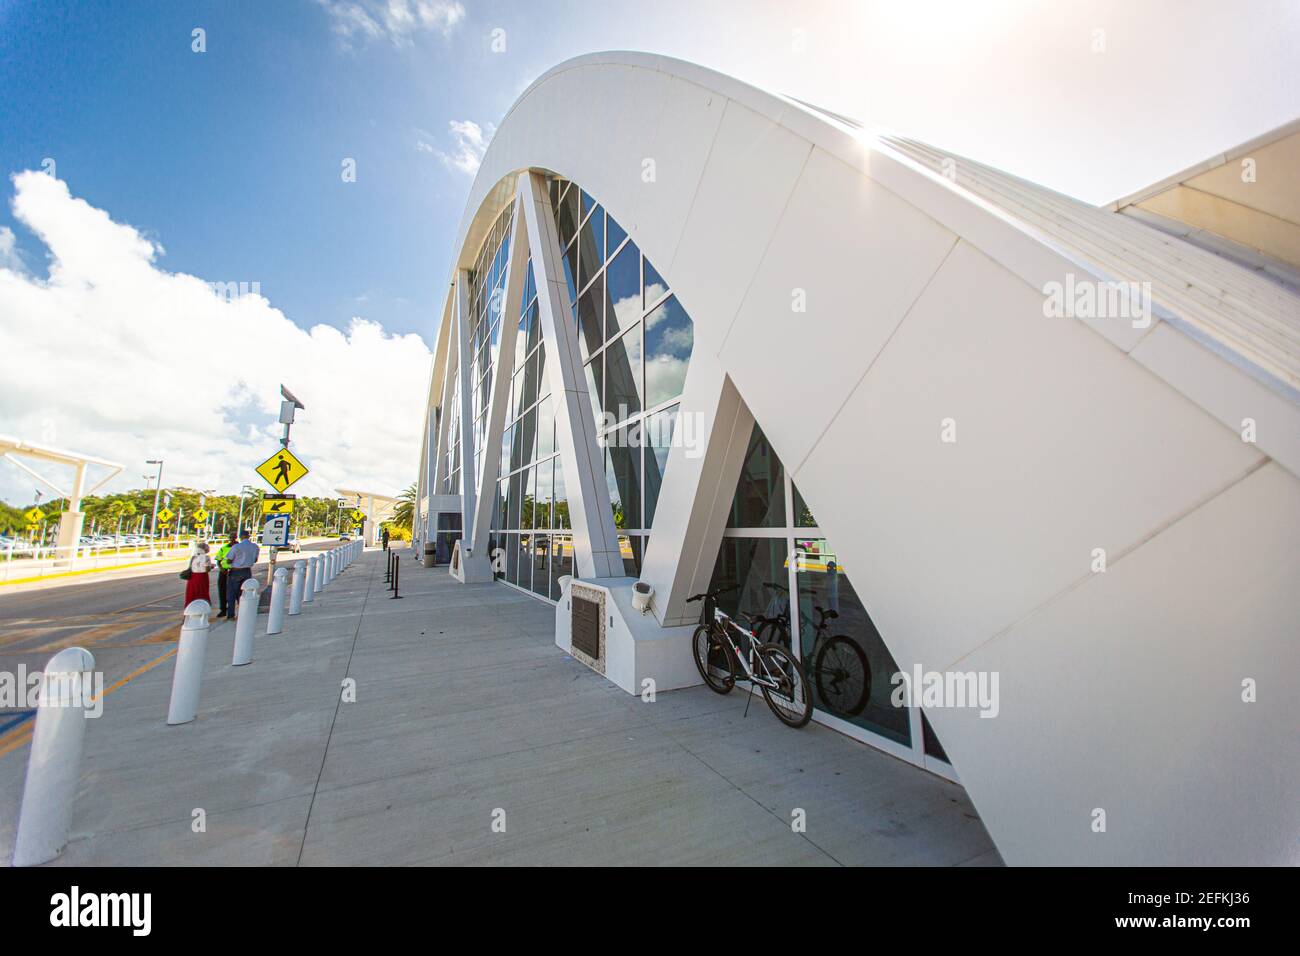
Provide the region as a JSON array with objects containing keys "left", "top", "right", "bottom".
[
  {"left": 0, "top": 555, "right": 188, "bottom": 588},
  {"left": 0, "top": 640, "right": 180, "bottom": 761}
]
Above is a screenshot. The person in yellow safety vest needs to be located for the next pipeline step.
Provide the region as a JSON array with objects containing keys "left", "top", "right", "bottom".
[{"left": 214, "top": 534, "right": 237, "bottom": 618}]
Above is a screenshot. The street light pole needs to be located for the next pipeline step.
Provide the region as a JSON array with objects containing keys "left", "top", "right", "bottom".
[{"left": 146, "top": 459, "right": 164, "bottom": 541}]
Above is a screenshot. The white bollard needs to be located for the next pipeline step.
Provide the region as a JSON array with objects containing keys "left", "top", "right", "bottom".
[
  {"left": 231, "top": 579, "right": 259, "bottom": 666},
  {"left": 12, "top": 646, "right": 97, "bottom": 867},
  {"left": 267, "top": 566, "right": 289, "bottom": 635},
  {"left": 166, "top": 600, "right": 211, "bottom": 725},
  {"left": 328, "top": 548, "right": 337, "bottom": 582},
  {"left": 314, "top": 553, "right": 325, "bottom": 594},
  {"left": 303, "top": 556, "right": 317, "bottom": 603},
  {"left": 289, "top": 559, "right": 306, "bottom": 615}
]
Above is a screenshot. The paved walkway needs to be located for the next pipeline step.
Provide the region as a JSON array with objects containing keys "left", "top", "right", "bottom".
[{"left": 1, "top": 546, "right": 1000, "bottom": 866}]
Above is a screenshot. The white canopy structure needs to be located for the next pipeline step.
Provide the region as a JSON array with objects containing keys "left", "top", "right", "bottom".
[{"left": 1, "top": 435, "right": 124, "bottom": 561}]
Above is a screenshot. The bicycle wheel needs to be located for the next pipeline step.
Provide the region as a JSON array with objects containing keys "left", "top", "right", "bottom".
[
  {"left": 814, "top": 636, "right": 871, "bottom": 716},
  {"left": 692, "top": 624, "right": 735, "bottom": 694},
  {"left": 753, "top": 617, "right": 791, "bottom": 650},
  {"left": 757, "top": 642, "right": 813, "bottom": 728}
]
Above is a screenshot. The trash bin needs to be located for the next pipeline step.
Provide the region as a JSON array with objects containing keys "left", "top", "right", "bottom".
[{"left": 423, "top": 542, "right": 436, "bottom": 568}]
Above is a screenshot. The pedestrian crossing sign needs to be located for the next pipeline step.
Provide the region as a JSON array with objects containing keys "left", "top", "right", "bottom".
[
  {"left": 351, "top": 509, "right": 365, "bottom": 523},
  {"left": 262, "top": 495, "right": 296, "bottom": 515},
  {"left": 156, "top": 507, "right": 175, "bottom": 525},
  {"left": 192, "top": 508, "right": 208, "bottom": 522},
  {"left": 23, "top": 507, "right": 44, "bottom": 523},
  {"left": 255, "top": 446, "right": 309, "bottom": 491}
]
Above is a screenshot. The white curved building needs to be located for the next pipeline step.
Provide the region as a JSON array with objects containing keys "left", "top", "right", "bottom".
[{"left": 414, "top": 53, "right": 1300, "bottom": 866}]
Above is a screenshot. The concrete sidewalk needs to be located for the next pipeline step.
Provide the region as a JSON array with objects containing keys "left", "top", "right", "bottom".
[{"left": 0, "top": 545, "right": 1000, "bottom": 866}]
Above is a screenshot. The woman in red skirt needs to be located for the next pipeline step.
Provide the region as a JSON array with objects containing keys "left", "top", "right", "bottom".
[{"left": 184, "top": 541, "right": 213, "bottom": 607}]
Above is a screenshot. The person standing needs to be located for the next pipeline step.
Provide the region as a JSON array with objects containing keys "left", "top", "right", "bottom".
[
  {"left": 226, "top": 529, "right": 260, "bottom": 620},
  {"left": 184, "top": 541, "right": 213, "bottom": 607},
  {"left": 214, "top": 533, "right": 236, "bottom": 618},
  {"left": 381, "top": 526, "right": 390, "bottom": 550}
]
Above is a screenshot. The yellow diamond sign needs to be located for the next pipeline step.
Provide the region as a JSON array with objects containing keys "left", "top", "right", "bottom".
[
  {"left": 351, "top": 509, "right": 366, "bottom": 523},
  {"left": 262, "top": 496, "right": 295, "bottom": 515},
  {"left": 23, "top": 507, "right": 44, "bottom": 524},
  {"left": 156, "top": 507, "right": 174, "bottom": 525},
  {"left": 192, "top": 508, "right": 208, "bottom": 523},
  {"left": 255, "top": 447, "right": 309, "bottom": 492}
]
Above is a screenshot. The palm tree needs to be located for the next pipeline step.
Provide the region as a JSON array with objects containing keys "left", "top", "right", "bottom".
[{"left": 392, "top": 483, "right": 416, "bottom": 532}]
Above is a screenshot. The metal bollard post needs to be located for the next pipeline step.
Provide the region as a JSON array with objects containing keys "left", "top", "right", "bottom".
[
  {"left": 326, "top": 549, "right": 335, "bottom": 583},
  {"left": 231, "top": 579, "right": 259, "bottom": 665},
  {"left": 390, "top": 553, "right": 402, "bottom": 599},
  {"left": 167, "top": 600, "right": 211, "bottom": 725},
  {"left": 384, "top": 549, "right": 393, "bottom": 584},
  {"left": 314, "top": 552, "right": 325, "bottom": 593},
  {"left": 12, "top": 646, "right": 97, "bottom": 867},
  {"left": 289, "top": 559, "right": 306, "bottom": 615},
  {"left": 267, "top": 566, "right": 289, "bottom": 635},
  {"left": 303, "top": 555, "right": 317, "bottom": 603}
]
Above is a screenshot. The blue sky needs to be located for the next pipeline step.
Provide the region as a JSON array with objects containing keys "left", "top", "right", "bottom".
[
  {"left": 3, "top": 0, "right": 1297, "bottom": 347},
  {"left": 0, "top": 0, "right": 1296, "bottom": 505}
]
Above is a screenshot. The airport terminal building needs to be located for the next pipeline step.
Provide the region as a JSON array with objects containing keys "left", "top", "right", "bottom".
[{"left": 414, "top": 53, "right": 1300, "bottom": 865}]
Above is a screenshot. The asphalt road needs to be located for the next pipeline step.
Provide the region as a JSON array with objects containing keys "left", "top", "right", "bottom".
[{"left": 0, "top": 541, "right": 339, "bottom": 753}]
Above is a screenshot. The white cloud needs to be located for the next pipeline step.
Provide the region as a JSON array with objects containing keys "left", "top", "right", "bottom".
[
  {"left": 432, "top": 119, "right": 491, "bottom": 175},
  {"left": 0, "top": 225, "right": 19, "bottom": 271},
  {"left": 317, "top": 0, "right": 465, "bottom": 48},
  {"left": 0, "top": 171, "right": 431, "bottom": 505}
]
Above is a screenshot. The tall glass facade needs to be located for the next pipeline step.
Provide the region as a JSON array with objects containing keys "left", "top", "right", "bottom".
[{"left": 488, "top": 177, "right": 695, "bottom": 590}]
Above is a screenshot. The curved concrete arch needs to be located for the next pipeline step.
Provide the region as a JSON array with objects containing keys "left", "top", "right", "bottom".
[{"left": 426, "top": 53, "right": 1300, "bottom": 865}]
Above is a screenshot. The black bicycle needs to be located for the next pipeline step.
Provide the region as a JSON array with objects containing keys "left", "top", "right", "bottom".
[
  {"left": 749, "top": 582, "right": 871, "bottom": 717},
  {"left": 687, "top": 586, "right": 812, "bottom": 728}
]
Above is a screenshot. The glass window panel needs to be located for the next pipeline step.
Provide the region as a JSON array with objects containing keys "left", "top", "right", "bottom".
[
  {"left": 580, "top": 189, "right": 598, "bottom": 218},
  {"left": 583, "top": 356, "right": 603, "bottom": 427},
  {"left": 520, "top": 406, "right": 537, "bottom": 467},
  {"left": 619, "top": 534, "right": 642, "bottom": 576},
  {"left": 579, "top": 207, "right": 604, "bottom": 291},
  {"left": 793, "top": 483, "right": 819, "bottom": 527},
  {"left": 707, "top": 537, "right": 789, "bottom": 627},
  {"left": 516, "top": 533, "right": 532, "bottom": 591},
  {"left": 525, "top": 300, "right": 540, "bottom": 355},
  {"left": 560, "top": 241, "right": 577, "bottom": 304},
  {"left": 519, "top": 466, "right": 534, "bottom": 530},
  {"left": 643, "top": 256, "right": 667, "bottom": 309},
  {"left": 500, "top": 423, "right": 512, "bottom": 480},
  {"left": 510, "top": 407, "right": 523, "bottom": 470},
  {"left": 506, "top": 532, "right": 520, "bottom": 584},
  {"left": 577, "top": 273, "right": 604, "bottom": 362},
  {"left": 795, "top": 540, "right": 909, "bottom": 745},
  {"left": 644, "top": 295, "right": 692, "bottom": 409},
  {"left": 535, "top": 457, "right": 553, "bottom": 530},
  {"left": 537, "top": 396, "right": 554, "bottom": 460},
  {"left": 643, "top": 405, "right": 677, "bottom": 529},
  {"left": 606, "top": 213, "right": 627, "bottom": 261},
  {"left": 536, "top": 344, "right": 549, "bottom": 401},
  {"left": 727, "top": 424, "right": 786, "bottom": 528},
  {"left": 550, "top": 534, "right": 573, "bottom": 600},
  {"left": 553, "top": 457, "right": 570, "bottom": 530},
  {"left": 606, "top": 430, "right": 641, "bottom": 531},
  {"left": 522, "top": 349, "right": 540, "bottom": 412},
  {"left": 489, "top": 532, "right": 504, "bottom": 580},
  {"left": 556, "top": 186, "right": 580, "bottom": 247},
  {"left": 497, "top": 477, "right": 508, "bottom": 531},
  {"left": 508, "top": 472, "right": 521, "bottom": 529},
  {"left": 922, "top": 713, "right": 950, "bottom": 762},
  {"left": 603, "top": 326, "right": 642, "bottom": 423},
  {"left": 530, "top": 535, "right": 551, "bottom": 597},
  {"left": 605, "top": 244, "right": 641, "bottom": 336}
]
